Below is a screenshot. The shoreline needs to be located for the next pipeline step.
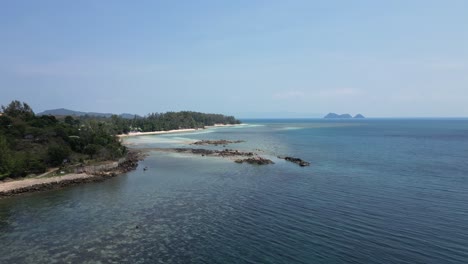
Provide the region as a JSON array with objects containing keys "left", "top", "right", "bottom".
[
  {"left": 0, "top": 124, "right": 244, "bottom": 198},
  {"left": 117, "top": 123, "right": 243, "bottom": 138},
  {"left": 0, "top": 151, "right": 142, "bottom": 198}
]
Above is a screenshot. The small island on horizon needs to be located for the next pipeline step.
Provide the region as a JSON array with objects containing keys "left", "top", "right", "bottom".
[{"left": 324, "top": 113, "right": 366, "bottom": 119}]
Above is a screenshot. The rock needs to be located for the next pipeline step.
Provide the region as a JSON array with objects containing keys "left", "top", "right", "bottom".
[
  {"left": 278, "top": 156, "right": 310, "bottom": 167},
  {"left": 235, "top": 157, "right": 274, "bottom": 165},
  {"left": 192, "top": 139, "right": 244, "bottom": 146},
  {"left": 162, "top": 147, "right": 273, "bottom": 166}
]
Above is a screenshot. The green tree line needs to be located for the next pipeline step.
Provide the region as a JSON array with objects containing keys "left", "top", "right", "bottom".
[
  {"left": 0, "top": 101, "right": 241, "bottom": 179},
  {"left": 109, "top": 111, "right": 241, "bottom": 134}
]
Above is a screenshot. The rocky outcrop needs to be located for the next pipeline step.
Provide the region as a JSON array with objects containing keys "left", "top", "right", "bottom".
[
  {"left": 235, "top": 157, "right": 274, "bottom": 165},
  {"left": 278, "top": 156, "right": 310, "bottom": 167},
  {"left": 149, "top": 148, "right": 309, "bottom": 167},
  {"left": 173, "top": 148, "right": 254, "bottom": 157},
  {"left": 171, "top": 148, "right": 274, "bottom": 165}
]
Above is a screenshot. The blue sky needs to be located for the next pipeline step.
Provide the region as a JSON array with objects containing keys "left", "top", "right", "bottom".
[{"left": 1, "top": 0, "right": 467, "bottom": 117}]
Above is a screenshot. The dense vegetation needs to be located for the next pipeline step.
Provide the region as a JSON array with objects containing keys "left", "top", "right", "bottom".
[
  {"left": 0, "top": 101, "right": 126, "bottom": 179},
  {"left": 108, "top": 111, "right": 241, "bottom": 134},
  {"left": 0, "top": 100, "right": 241, "bottom": 179}
]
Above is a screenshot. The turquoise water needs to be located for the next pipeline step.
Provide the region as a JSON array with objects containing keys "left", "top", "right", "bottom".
[{"left": 1, "top": 119, "right": 468, "bottom": 263}]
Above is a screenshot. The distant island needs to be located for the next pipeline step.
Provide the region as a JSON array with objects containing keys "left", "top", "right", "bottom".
[{"left": 324, "top": 113, "right": 365, "bottom": 119}]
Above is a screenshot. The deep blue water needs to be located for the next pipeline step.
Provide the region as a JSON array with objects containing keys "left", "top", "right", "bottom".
[{"left": 1, "top": 119, "right": 468, "bottom": 263}]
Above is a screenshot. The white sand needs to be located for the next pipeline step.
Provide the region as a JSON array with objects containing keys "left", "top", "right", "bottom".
[
  {"left": 118, "top": 124, "right": 242, "bottom": 138},
  {"left": 118, "top": 128, "right": 198, "bottom": 138}
]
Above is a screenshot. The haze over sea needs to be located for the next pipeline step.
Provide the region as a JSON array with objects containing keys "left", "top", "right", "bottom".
[{"left": 1, "top": 119, "right": 467, "bottom": 263}]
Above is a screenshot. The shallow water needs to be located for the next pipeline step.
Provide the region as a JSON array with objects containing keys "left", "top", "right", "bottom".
[{"left": 1, "top": 119, "right": 468, "bottom": 263}]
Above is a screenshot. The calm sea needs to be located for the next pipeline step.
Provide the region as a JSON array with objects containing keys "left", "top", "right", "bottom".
[{"left": 1, "top": 119, "right": 468, "bottom": 263}]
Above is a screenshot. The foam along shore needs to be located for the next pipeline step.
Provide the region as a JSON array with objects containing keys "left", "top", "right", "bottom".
[{"left": 117, "top": 124, "right": 242, "bottom": 138}]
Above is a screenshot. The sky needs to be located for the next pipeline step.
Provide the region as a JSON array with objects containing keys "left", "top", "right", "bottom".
[{"left": 1, "top": 0, "right": 467, "bottom": 118}]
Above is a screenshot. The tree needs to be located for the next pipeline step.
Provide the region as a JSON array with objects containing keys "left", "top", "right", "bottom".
[
  {"left": 84, "top": 144, "right": 100, "bottom": 159},
  {"left": 64, "top": 115, "right": 75, "bottom": 126},
  {"left": 47, "top": 145, "right": 71, "bottom": 166},
  {"left": 1, "top": 100, "right": 34, "bottom": 119},
  {"left": 0, "top": 134, "right": 13, "bottom": 177}
]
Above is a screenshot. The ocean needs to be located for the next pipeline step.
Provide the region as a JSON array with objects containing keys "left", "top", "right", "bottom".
[{"left": 1, "top": 119, "right": 467, "bottom": 263}]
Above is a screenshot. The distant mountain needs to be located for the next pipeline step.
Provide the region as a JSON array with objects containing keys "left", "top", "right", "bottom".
[
  {"left": 38, "top": 108, "right": 86, "bottom": 116},
  {"left": 324, "top": 113, "right": 365, "bottom": 119},
  {"left": 37, "top": 108, "right": 140, "bottom": 119},
  {"left": 119, "top": 113, "right": 139, "bottom": 119}
]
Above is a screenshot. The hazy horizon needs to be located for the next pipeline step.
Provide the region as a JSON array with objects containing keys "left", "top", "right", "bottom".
[
  {"left": 1, "top": 1, "right": 467, "bottom": 117},
  {"left": 26, "top": 107, "right": 468, "bottom": 119}
]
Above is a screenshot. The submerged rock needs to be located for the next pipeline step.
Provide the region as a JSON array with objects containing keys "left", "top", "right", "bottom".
[
  {"left": 278, "top": 156, "right": 310, "bottom": 167},
  {"left": 156, "top": 147, "right": 272, "bottom": 166},
  {"left": 192, "top": 139, "right": 245, "bottom": 146},
  {"left": 235, "top": 157, "right": 274, "bottom": 165}
]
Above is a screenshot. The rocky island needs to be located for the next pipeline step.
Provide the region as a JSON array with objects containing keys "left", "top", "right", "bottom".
[{"left": 324, "top": 113, "right": 365, "bottom": 119}]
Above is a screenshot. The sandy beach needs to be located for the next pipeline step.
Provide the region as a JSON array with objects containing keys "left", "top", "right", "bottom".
[
  {"left": 117, "top": 124, "right": 242, "bottom": 138},
  {"left": 118, "top": 128, "right": 198, "bottom": 138}
]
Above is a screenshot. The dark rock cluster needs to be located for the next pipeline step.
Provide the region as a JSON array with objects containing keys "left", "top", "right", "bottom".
[
  {"left": 174, "top": 148, "right": 254, "bottom": 157},
  {"left": 235, "top": 157, "right": 274, "bottom": 165},
  {"left": 278, "top": 156, "right": 310, "bottom": 167},
  {"left": 192, "top": 140, "right": 244, "bottom": 146}
]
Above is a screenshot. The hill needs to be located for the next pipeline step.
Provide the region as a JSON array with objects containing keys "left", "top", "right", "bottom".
[{"left": 38, "top": 108, "right": 140, "bottom": 119}]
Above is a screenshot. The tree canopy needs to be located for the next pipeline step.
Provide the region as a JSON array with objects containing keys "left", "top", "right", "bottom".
[{"left": 0, "top": 102, "right": 126, "bottom": 179}]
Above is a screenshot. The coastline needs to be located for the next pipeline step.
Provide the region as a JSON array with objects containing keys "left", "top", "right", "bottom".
[
  {"left": 0, "top": 124, "right": 243, "bottom": 198},
  {"left": 0, "top": 151, "right": 142, "bottom": 198},
  {"left": 118, "top": 128, "right": 198, "bottom": 138},
  {"left": 117, "top": 123, "right": 242, "bottom": 138}
]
